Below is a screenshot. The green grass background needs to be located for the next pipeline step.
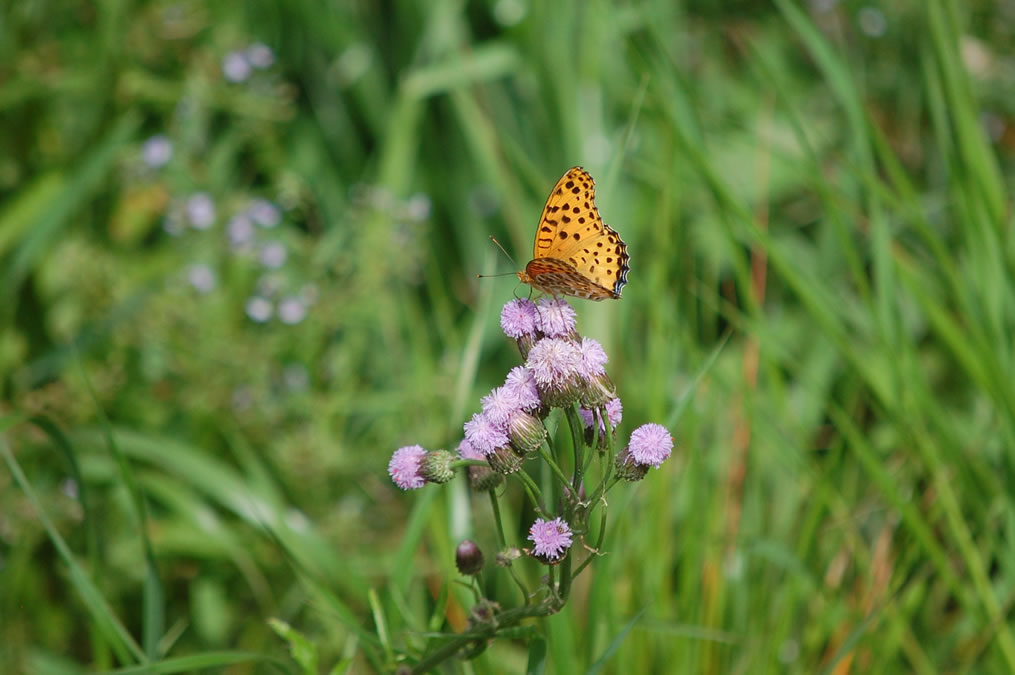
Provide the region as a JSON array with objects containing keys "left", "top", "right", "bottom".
[{"left": 3, "top": 0, "right": 1015, "bottom": 672}]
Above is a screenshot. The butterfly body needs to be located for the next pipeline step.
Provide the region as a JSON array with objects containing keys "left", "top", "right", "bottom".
[{"left": 518, "top": 167, "right": 630, "bottom": 301}]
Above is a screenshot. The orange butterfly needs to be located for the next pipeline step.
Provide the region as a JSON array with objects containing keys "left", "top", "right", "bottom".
[{"left": 517, "top": 167, "right": 630, "bottom": 301}]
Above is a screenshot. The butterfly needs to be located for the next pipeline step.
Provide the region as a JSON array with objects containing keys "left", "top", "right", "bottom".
[{"left": 516, "top": 167, "right": 630, "bottom": 301}]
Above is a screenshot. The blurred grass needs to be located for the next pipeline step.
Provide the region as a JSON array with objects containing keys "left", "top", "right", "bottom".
[{"left": 3, "top": 0, "right": 1015, "bottom": 672}]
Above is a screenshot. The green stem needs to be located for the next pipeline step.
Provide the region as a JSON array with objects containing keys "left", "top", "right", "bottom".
[
  {"left": 409, "top": 604, "right": 551, "bottom": 674},
  {"left": 564, "top": 405, "right": 586, "bottom": 496},
  {"left": 487, "top": 489, "right": 508, "bottom": 549},
  {"left": 572, "top": 498, "right": 607, "bottom": 578},
  {"left": 586, "top": 403, "right": 618, "bottom": 506},
  {"left": 489, "top": 490, "right": 531, "bottom": 603},
  {"left": 558, "top": 546, "right": 574, "bottom": 600},
  {"left": 514, "top": 469, "right": 550, "bottom": 518},
  {"left": 537, "top": 442, "right": 572, "bottom": 489}
]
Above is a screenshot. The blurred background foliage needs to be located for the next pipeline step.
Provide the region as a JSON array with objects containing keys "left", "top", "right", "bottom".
[{"left": 3, "top": 0, "right": 1015, "bottom": 672}]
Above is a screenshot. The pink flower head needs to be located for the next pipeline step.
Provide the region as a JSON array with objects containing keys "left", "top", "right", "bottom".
[
  {"left": 388, "top": 445, "right": 428, "bottom": 490},
  {"left": 504, "top": 366, "right": 541, "bottom": 411},
  {"left": 576, "top": 336, "right": 608, "bottom": 379},
  {"left": 457, "top": 438, "right": 486, "bottom": 461},
  {"left": 480, "top": 386, "right": 519, "bottom": 426},
  {"left": 535, "top": 297, "right": 577, "bottom": 337},
  {"left": 463, "top": 412, "right": 509, "bottom": 456},
  {"left": 525, "top": 338, "right": 581, "bottom": 387},
  {"left": 579, "top": 397, "right": 623, "bottom": 432},
  {"left": 528, "top": 517, "right": 573, "bottom": 562},
  {"left": 501, "top": 298, "right": 539, "bottom": 339},
  {"left": 627, "top": 423, "right": 673, "bottom": 468}
]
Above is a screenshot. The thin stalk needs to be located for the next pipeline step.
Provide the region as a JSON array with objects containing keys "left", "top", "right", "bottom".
[
  {"left": 514, "top": 469, "right": 550, "bottom": 518},
  {"left": 487, "top": 489, "right": 508, "bottom": 549},
  {"left": 572, "top": 499, "right": 608, "bottom": 578},
  {"left": 409, "top": 604, "right": 550, "bottom": 674},
  {"left": 537, "top": 442, "right": 572, "bottom": 488}
]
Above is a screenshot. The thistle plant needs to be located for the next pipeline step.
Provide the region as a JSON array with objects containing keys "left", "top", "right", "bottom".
[{"left": 386, "top": 297, "right": 674, "bottom": 671}]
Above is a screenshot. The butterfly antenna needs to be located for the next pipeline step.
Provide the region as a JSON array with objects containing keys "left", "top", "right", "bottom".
[
  {"left": 477, "top": 235, "right": 522, "bottom": 280},
  {"left": 489, "top": 235, "right": 519, "bottom": 269}
]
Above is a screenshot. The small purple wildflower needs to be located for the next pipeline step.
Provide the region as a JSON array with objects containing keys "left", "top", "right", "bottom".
[
  {"left": 186, "top": 263, "right": 216, "bottom": 293},
  {"left": 245, "top": 296, "right": 272, "bottom": 322},
  {"left": 278, "top": 296, "right": 307, "bottom": 325},
  {"left": 579, "top": 397, "right": 623, "bottom": 432},
  {"left": 246, "top": 43, "right": 275, "bottom": 69},
  {"left": 141, "top": 134, "right": 172, "bottom": 168},
  {"left": 406, "top": 193, "right": 432, "bottom": 222},
  {"left": 388, "top": 445, "right": 427, "bottom": 490},
  {"left": 535, "top": 298, "right": 577, "bottom": 337},
  {"left": 248, "top": 198, "right": 281, "bottom": 228},
  {"left": 463, "top": 412, "right": 509, "bottom": 456},
  {"left": 480, "top": 386, "right": 519, "bottom": 426},
  {"left": 525, "top": 338, "right": 581, "bottom": 387},
  {"left": 528, "top": 517, "right": 573, "bottom": 562},
  {"left": 259, "top": 241, "right": 288, "bottom": 268},
  {"left": 627, "top": 423, "right": 673, "bottom": 468},
  {"left": 186, "top": 193, "right": 216, "bottom": 229},
  {"left": 501, "top": 298, "right": 539, "bottom": 339},
  {"left": 576, "top": 337, "right": 608, "bottom": 379},
  {"left": 223, "top": 51, "right": 252, "bottom": 82},
  {"left": 228, "top": 214, "right": 256, "bottom": 248},
  {"left": 504, "top": 366, "right": 541, "bottom": 411}
]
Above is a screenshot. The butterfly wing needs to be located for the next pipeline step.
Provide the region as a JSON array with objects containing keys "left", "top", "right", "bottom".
[{"left": 527, "top": 167, "right": 630, "bottom": 300}]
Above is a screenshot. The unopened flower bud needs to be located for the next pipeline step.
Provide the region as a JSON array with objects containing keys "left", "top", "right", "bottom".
[
  {"left": 580, "top": 372, "right": 616, "bottom": 408},
  {"left": 537, "top": 376, "right": 583, "bottom": 409},
  {"left": 508, "top": 410, "right": 546, "bottom": 455},
  {"left": 455, "top": 539, "right": 485, "bottom": 576},
  {"left": 487, "top": 445, "right": 523, "bottom": 474}
]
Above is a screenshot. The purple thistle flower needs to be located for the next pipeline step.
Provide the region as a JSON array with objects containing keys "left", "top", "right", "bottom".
[
  {"left": 457, "top": 438, "right": 485, "bottom": 461},
  {"left": 388, "top": 445, "right": 427, "bottom": 490},
  {"left": 480, "top": 386, "right": 519, "bottom": 426},
  {"left": 576, "top": 336, "right": 608, "bottom": 379},
  {"left": 626, "top": 423, "right": 673, "bottom": 468},
  {"left": 579, "top": 397, "right": 623, "bottom": 432},
  {"left": 501, "top": 298, "right": 539, "bottom": 339},
  {"left": 463, "top": 412, "right": 509, "bottom": 456},
  {"left": 535, "top": 298, "right": 577, "bottom": 338},
  {"left": 526, "top": 338, "right": 583, "bottom": 407},
  {"left": 528, "top": 517, "right": 573, "bottom": 562},
  {"left": 525, "top": 338, "right": 581, "bottom": 387},
  {"left": 504, "top": 366, "right": 541, "bottom": 411}
]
